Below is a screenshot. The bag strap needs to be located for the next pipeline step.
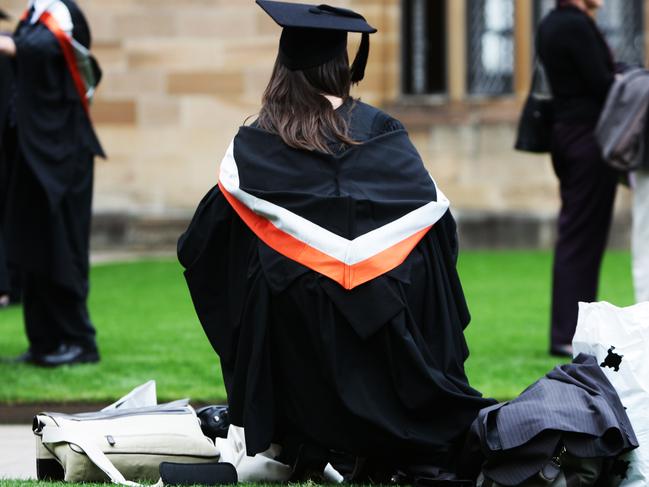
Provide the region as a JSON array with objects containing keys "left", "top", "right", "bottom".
[
  {"left": 42, "top": 426, "right": 143, "bottom": 486},
  {"left": 529, "top": 58, "right": 552, "bottom": 97},
  {"left": 530, "top": 59, "right": 541, "bottom": 92}
]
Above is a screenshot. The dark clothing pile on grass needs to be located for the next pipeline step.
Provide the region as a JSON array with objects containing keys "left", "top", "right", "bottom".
[{"left": 460, "top": 354, "right": 638, "bottom": 486}]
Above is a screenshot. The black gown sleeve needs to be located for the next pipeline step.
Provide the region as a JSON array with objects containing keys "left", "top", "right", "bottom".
[
  {"left": 440, "top": 210, "right": 460, "bottom": 266},
  {"left": 0, "top": 55, "right": 11, "bottom": 135},
  {"left": 179, "top": 185, "right": 278, "bottom": 451},
  {"left": 0, "top": 55, "right": 12, "bottom": 295},
  {"left": 178, "top": 185, "right": 270, "bottom": 385},
  {"left": 178, "top": 186, "right": 237, "bottom": 366},
  {"left": 12, "top": 11, "right": 104, "bottom": 210}
]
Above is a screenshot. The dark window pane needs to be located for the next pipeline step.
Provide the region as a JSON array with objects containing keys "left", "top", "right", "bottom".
[
  {"left": 402, "top": 0, "right": 447, "bottom": 95},
  {"left": 467, "top": 0, "right": 515, "bottom": 96},
  {"left": 533, "top": 0, "right": 554, "bottom": 25},
  {"left": 598, "top": 0, "right": 644, "bottom": 65}
]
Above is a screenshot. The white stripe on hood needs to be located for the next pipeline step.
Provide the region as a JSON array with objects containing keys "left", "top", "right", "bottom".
[{"left": 28, "top": 0, "right": 72, "bottom": 34}]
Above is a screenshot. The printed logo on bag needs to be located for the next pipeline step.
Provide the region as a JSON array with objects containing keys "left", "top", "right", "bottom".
[{"left": 600, "top": 346, "right": 623, "bottom": 372}]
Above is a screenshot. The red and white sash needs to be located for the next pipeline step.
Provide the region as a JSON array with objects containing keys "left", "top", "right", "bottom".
[{"left": 21, "top": 7, "right": 90, "bottom": 115}]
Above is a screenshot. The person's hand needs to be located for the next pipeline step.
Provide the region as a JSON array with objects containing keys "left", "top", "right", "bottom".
[{"left": 0, "top": 35, "right": 16, "bottom": 57}]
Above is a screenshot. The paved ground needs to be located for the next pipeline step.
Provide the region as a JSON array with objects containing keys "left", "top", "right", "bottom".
[
  {"left": 90, "top": 250, "right": 174, "bottom": 264},
  {"left": 0, "top": 425, "right": 36, "bottom": 480}
]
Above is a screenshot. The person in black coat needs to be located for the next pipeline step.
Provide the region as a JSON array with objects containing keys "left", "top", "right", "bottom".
[
  {"left": 179, "top": 1, "right": 495, "bottom": 482},
  {"left": 537, "top": 0, "right": 618, "bottom": 357},
  {"left": 0, "top": 0, "right": 105, "bottom": 366}
]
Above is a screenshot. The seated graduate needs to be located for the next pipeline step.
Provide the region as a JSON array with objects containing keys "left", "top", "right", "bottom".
[{"left": 179, "top": 0, "right": 495, "bottom": 482}]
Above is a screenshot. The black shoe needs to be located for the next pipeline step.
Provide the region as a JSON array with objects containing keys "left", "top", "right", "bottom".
[
  {"left": 549, "top": 344, "right": 573, "bottom": 358},
  {"left": 38, "top": 344, "right": 100, "bottom": 367}
]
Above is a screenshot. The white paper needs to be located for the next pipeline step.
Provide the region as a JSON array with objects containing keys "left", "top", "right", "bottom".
[{"left": 102, "top": 380, "right": 157, "bottom": 411}]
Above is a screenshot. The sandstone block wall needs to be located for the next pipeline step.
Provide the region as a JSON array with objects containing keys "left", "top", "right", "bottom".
[{"left": 0, "top": 0, "right": 631, "bottom": 221}]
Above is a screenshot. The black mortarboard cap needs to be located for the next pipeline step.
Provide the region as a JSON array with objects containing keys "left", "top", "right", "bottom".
[{"left": 257, "top": 0, "right": 377, "bottom": 82}]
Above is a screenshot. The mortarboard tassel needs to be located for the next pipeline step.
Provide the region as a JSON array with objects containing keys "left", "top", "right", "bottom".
[{"left": 350, "top": 32, "right": 370, "bottom": 83}]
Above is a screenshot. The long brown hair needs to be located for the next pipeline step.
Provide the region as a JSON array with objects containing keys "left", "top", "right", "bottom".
[{"left": 257, "top": 50, "right": 358, "bottom": 154}]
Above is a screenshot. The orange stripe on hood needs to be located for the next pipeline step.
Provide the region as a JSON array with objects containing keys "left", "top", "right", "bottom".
[{"left": 219, "top": 181, "right": 431, "bottom": 290}]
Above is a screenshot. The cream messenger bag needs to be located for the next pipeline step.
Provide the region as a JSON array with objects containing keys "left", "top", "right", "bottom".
[
  {"left": 33, "top": 382, "right": 220, "bottom": 484},
  {"left": 32, "top": 381, "right": 341, "bottom": 485}
]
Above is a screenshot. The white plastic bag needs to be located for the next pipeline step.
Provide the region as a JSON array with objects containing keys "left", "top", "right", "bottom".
[
  {"left": 215, "top": 425, "right": 343, "bottom": 483},
  {"left": 573, "top": 301, "right": 649, "bottom": 487}
]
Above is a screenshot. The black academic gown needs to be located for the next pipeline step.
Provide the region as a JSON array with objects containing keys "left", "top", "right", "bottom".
[
  {"left": 6, "top": 0, "right": 104, "bottom": 297},
  {"left": 4, "top": 0, "right": 103, "bottom": 353},
  {"left": 179, "top": 101, "right": 496, "bottom": 474},
  {"left": 0, "top": 53, "right": 13, "bottom": 294}
]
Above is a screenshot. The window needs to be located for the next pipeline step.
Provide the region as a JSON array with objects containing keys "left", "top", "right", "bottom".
[
  {"left": 401, "top": 0, "right": 447, "bottom": 95},
  {"left": 598, "top": 0, "right": 644, "bottom": 65},
  {"left": 467, "top": 0, "right": 515, "bottom": 96},
  {"left": 533, "top": 0, "right": 554, "bottom": 24}
]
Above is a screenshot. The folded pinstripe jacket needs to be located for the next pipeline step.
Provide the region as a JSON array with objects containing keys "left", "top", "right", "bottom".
[
  {"left": 217, "top": 126, "right": 449, "bottom": 290},
  {"left": 459, "top": 354, "right": 639, "bottom": 486}
]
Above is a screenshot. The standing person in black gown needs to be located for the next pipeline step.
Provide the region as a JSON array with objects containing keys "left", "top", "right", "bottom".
[
  {"left": 0, "top": 8, "right": 21, "bottom": 309},
  {"left": 179, "top": 1, "right": 495, "bottom": 482},
  {"left": 537, "top": 0, "right": 617, "bottom": 357},
  {"left": 0, "top": 0, "right": 105, "bottom": 366},
  {"left": 0, "top": 8, "right": 14, "bottom": 308}
]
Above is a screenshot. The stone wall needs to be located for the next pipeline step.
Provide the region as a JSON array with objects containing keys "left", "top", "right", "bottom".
[
  {"left": 2, "top": 0, "right": 401, "bottom": 214},
  {"left": 0, "top": 0, "right": 632, "bottom": 249}
]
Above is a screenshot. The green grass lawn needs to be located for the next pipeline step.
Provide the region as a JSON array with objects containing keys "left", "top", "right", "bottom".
[
  {"left": 0, "top": 251, "right": 634, "bottom": 404},
  {"left": 460, "top": 250, "right": 634, "bottom": 399},
  {"left": 0, "top": 259, "right": 222, "bottom": 404}
]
